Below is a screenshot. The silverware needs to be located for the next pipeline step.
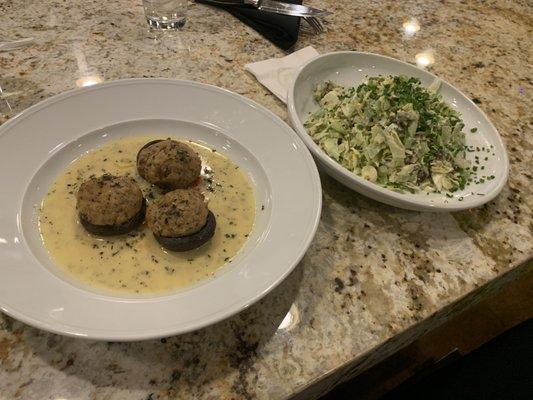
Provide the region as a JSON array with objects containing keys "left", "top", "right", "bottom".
[
  {"left": 303, "top": 16, "right": 324, "bottom": 34},
  {"left": 198, "top": 0, "right": 331, "bottom": 18}
]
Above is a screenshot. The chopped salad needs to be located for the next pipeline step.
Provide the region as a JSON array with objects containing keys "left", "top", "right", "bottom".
[{"left": 304, "top": 75, "right": 472, "bottom": 193}]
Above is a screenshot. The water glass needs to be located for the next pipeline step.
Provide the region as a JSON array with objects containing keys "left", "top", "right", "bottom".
[{"left": 142, "top": 0, "right": 188, "bottom": 30}]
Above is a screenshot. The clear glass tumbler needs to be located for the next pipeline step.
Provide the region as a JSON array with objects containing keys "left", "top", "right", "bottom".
[{"left": 142, "top": 0, "right": 187, "bottom": 30}]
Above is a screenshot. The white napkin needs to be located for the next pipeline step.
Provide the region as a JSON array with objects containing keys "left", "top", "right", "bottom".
[{"left": 245, "top": 46, "right": 319, "bottom": 103}]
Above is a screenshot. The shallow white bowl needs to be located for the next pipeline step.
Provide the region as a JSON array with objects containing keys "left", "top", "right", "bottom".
[
  {"left": 288, "top": 51, "right": 509, "bottom": 211},
  {"left": 0, "top": 79, "right": 321, "bottom": 340}
]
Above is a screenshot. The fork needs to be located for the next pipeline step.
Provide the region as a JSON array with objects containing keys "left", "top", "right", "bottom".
[{"left": 303, "top": 16, "right": 324, "bottom": 34}]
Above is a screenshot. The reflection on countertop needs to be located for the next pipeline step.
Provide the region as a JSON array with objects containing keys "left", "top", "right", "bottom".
[
  {"left": 402, "top": 19, "right": 420, "bottom": 36},
  {"left": 0, "top": 0, "right": 531, "bottom": 399},
  {"left": 415, "top": 50, "right": 435, "bottom": 68},
  {"left": 76, "top": 75, "right": 103, "bottom": 87}
]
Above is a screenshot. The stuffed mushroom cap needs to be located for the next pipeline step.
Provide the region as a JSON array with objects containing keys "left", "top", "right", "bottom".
[
  {"left": 137, "top": 140, "right": 202, "bottom": 190},
  {"left": 146, "top": 188, "right": 209, "bottom": 238},
  {"left": 76, "top": 175, "right": 145, "bottom": 235}
]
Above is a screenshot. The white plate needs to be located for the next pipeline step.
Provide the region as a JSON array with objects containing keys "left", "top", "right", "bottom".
[
  {"left": 288, "top": 52, "right": 509, "bottom": 211},
  {"left": 0, "top": 79, "right": 321, "bottom": 340}
]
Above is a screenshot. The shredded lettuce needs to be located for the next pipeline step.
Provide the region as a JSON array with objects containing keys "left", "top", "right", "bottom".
[{"left": 304, "top": 75, "right": 471, "bottom": 193}]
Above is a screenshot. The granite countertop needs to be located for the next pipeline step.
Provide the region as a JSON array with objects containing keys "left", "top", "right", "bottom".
[{"left": 0, "top": 0, "right": 531, "bottom": 399}]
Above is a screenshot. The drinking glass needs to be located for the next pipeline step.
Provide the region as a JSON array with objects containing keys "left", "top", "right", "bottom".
[{"left": 142, "top": 0, "right": 188, "bottom": 30}]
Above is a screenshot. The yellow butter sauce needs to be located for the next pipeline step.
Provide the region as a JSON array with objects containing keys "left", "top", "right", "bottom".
[{"left": 38, "top": 136, "right": 255, "bottom": 294}]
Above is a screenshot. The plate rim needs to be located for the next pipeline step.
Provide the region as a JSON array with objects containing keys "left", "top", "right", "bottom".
[
  {"left": 0, "top": 78, "right": 323, "bottom": 340},
  {"left": 287, "top": 50, "right": 509, "bottom": 212}
]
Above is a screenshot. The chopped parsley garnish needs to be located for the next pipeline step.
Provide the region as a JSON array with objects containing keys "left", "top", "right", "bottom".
[{"left": 304, "top": 75, "right": 473, "bottom": 193}]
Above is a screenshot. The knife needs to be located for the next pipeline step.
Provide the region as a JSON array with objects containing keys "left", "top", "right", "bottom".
[{"left": 198, "top": 0, "right": 331, "bottom": 18}]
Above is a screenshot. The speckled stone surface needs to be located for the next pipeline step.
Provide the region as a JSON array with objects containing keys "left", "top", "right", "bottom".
[{"left": 0, "top": 0, "right": 532, "bottom": 399}]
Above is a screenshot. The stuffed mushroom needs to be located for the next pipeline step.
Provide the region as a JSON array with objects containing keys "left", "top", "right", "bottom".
[
  {"left": 137, "top": 139, "right": 202, "bottom": 190},
  {"left": 146, "top": 188, "right": 216, "bottom": 252},
  {"left": 76, "top": 174, "right": 146, "bottom": 236}
]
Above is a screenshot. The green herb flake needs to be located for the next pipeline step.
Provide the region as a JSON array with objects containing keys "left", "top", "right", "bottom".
[{"left": 304, "top": 75, "right": 472, "bottom": 194}]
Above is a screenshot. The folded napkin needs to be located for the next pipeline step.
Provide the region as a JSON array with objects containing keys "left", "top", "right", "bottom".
[
  {"left": 245, "top": 45, "right": 319, "bottom": 102},
  {"left": 196, "top": 0, "right": 302, "bottom": 50}
]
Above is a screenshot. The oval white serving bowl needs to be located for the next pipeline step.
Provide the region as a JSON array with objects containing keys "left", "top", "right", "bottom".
[{"left": 288, "top": 51, "right": 509, "bottom": 212}]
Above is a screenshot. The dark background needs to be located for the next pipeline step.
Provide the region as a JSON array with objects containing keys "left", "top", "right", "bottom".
[{"left": 320, "top": 270, "right": 533, "bottom": 400}]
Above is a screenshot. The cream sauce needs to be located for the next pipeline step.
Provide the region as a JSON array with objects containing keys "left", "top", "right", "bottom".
[{"left": 38, "top": 136, "right": 256, "bottom": 294}]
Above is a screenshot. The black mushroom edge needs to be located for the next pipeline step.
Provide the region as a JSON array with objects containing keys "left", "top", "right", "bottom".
[
  {"left": 154, "top": 210, "right": 216, "bottom": 252},
  {"left": 136, "top": 139, "right": 163, "bottom": 165},
  {"left": 79, "top": 198, "right": 147, "bottom": 236}
]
